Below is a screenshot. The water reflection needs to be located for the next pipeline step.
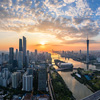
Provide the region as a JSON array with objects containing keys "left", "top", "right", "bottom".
[
  {"left": 59, "top": 72, "right": 92, "bottom": 100},
  {"left": 57, "top": 57, "right": 96, "bottom": 70},
  {"left": 51, "top": 53, "right": 93, "bottom": 100}
]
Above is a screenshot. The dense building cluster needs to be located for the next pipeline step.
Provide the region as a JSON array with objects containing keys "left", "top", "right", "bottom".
[{"left": 0, "top": 36, "right": 52, "bottom": 100}]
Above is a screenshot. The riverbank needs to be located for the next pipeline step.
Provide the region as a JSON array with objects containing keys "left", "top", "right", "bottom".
[
  {"left": 71, "top": 68, "right": 100, "bottom": 92},
  {"left": 50, "top": 66, "right": 75, "bottom": 100},
  {"left": 72, "top": 58, "right": 97, "bottom": 67}
]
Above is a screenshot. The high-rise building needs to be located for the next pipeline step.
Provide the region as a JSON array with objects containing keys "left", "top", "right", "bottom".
[
  {"left": 27, "top": 50, "right": 29, "bottom": 67},
  {"left": 12, "top": 72, "right": 21, "bottom": 88},
  {"left": 2, "top": 68, "right": 10, "bottom": 79},
  {"left": 0, "top": 68, "right": 10, "bottom": 87},
  {"left": 0, "top": 77, "right": 7, "bottom": 87},
  {"left": 35, "top": 49, "right": 37, "bottom": 56},
  {"left": 35, "top": 49, "right": 37, "bottom": 61},
  {"left": 9, "top": 47, "right": 14, "bottom": 64},
  {"left": 27, "top": 68, "right": 33, "bottom": 76},
  {"left": 18, "top": 39, "right": 23, "bottom": 69},
  {"left": 15, "top": 49, "right": 18, "bottom": 61},
  {"left": 86, "top": 37, "right": 89, "bottom": 64},
  {"left": 80, "top": 50, "right": 81, "bottom": 54},
  {"left": 13, "top": 60, "right": 18, "bottom": 68},
  {"left": 30, "top": 52, "right": 34, "bottom": 62},
  {"left": 22, "top": 73, "right": 33, "bottom": 91},
  {"left": 23, "top": 36, "right": 26, "bottom": 65},
  {"left": 5, "top": 54, "right": 9, "bottom": 62},
  {"left": 18, "top": 51, "right": 23, "bottom": 69},
  {"left": 1, "top": 53, "right": 4, "bottom": 63},
  {"left": 19, "top": 39, "right": 22, "bottom": 51},
  {"left": 38, "top": 64, "right": 47, "bottom": 91}
]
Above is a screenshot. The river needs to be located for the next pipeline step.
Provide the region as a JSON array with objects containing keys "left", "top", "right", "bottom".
[{"left": 51, "top": 53, "right": 98, "bottom": 100}]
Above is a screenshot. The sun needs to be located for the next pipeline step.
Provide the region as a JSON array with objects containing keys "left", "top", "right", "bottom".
[{"left": 40, "top": 41, "right": 45, "bottom": 45}]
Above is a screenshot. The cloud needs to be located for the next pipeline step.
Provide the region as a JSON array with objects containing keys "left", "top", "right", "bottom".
[
  {"left": 0, "top": 0, "right": 100, "bottom": 44},
  {"left": 96, "top": 7, "right": 100, "bottom": 16},
  {"left": 34, "top": 43, "right": 63, "bottom": 47},
  {"left": 64, "top": 0, "right": 76, "bottom": 4},
  {"left": 62, "top": 39, "right": 99, "bottom": 44}
]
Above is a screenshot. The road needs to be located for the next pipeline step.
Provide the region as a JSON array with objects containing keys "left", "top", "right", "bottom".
[{"left": 47, "top": 67, "right": 56, "bottom": 100}]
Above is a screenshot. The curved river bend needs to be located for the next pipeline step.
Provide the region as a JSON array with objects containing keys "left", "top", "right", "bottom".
[{"left": 51, "top": 54, "right": 98, "bottom": 100}]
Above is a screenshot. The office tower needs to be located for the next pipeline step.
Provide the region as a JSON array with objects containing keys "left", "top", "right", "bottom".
[
  {"left": 23, "top": 36, "right": 26, "bottom": 65},
  {"left": 9, "top": 47, "right": 14, "bottom": 64},
  {"left": 0, "top": 55, "right": 2, "bottom": 65},
  {"left": 27, "top": 68, "right": 33, "bottom": 76},
  {"left": 30, "top": 52, "right": 34, "bottom": 62},
  {"left": 0, "top": 68, "right": 11, "bottom": 87},
  {"left": 5, "top": 54, "right": 9, "bottom": 62},
  {"left": 22, "top": 73, "right": 33, "bottom": 91},
  {"left": 80, "top": 50, "right": 81, "bottom": 54},
  {"left": 86, "top": 36, "right": 89, "bottom": 64},
  {"left": 18, "top": 39, "right": 23, "bottom": 69},
  {"left": 15, "top": 49, "right": 18, "bottom": 61},
  {"left": 38, "top": 64, "right": 47, "bottom": 91},
  {"left": 0, "top": 66, "right": 1, "bottom": 72},
  {"left": 62, "top": 51, "right": 65, "bottom": 57},
  {"left": 35, "top": 49, "right": 37, "bottom": 56},
  {"left": 1, "top": 53, "right": 4, "bottom": 63},
  {"left": 18, "top": 51, "right": 23, "bottom": 69},
  {"left": 27, "top": 50, "right": 29, "bottom": 67},
  {"left": 35, "top": 49, "right": 37, "bottom": 61},
  {"left": 13, "top": 60, "right": 18, "bottom": 68},
  {"left": 0, "top": 77, "right": 7, "bottom": 87},
  {"left": 2, "top": 68, "right": 9, "bottom": 79},
  {"left": 12, "top": 72, "right": 21, "bottom": 88},
  {"left": 19, "top": 39, "right": 22, "bottom": 51}
]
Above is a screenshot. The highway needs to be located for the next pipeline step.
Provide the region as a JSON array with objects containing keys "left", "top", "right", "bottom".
[{"left": 47, "top": 67, "right": 56, "bottom": 100}]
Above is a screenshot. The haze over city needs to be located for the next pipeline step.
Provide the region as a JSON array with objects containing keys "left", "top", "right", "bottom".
[
  {"left": 0, "top": 0, "right": 100, "bottom": 51},
  {"left": 1, "top": 0, "right": 100, "bottom": 100}
]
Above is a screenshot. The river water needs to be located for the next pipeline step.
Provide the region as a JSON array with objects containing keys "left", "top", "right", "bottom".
[{"left": 51, "top": 53, "right": 98, "bottom": 100}]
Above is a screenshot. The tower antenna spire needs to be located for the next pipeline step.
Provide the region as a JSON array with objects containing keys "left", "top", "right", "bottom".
[{"left": 86, "top": 33, "right": 89, "bottom": 64}]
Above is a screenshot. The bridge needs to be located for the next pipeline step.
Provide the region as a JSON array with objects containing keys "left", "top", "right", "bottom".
[
  {"left": 81, "top": 90, "right": 100, "bottom": 100},
  {"left": 56, "top": 68, "right": 78, "bottom": 71}
]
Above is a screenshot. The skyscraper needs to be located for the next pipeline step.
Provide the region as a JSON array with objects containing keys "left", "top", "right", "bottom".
[
  {"left": 22, "top": 73, "right": 33, "bottom": 91},
  {"left": 35, "top": 49, "right": 37, "bottom": 56},
  {"left": 5, "top": 54, "right": 9, "bottom": 62},
  {"left": 18, "top": 51, "right": 23, "bottom": 69},
  {"left": 23, "top": 36, "right": 26, "bottom": 65},
  {"left": 27, "top": 68, "right": 33, "bottom": 76},
  {"left": 86, "top": 36, "right": 89, "bottom": 64},
  {"left": 2, "top": 68, "right": 10, "bottom": 79},
  {"left": 15, "top": 49, "right": 18, "bottom": 61},
  {"left": 38, "top": 64, "right": 47, "bottom": 91},
  {"left": 27, "top": 50, "right": 29, "bottom": 67},
  {"left": 35, "top": 49, "right": 37, "bottom": 61},
  {"left": 1, "top": 53, "right": 4, "bottom": 63},
  {"left": 19, "top": 39, "right": 22, "bottom": 51},
  {"left": 80, "top": 50, "right": 81, "bottom": 54},
  {"left": 9, "top": 47, "right": 14, "bottom": 64},
  {"left": 18, "top": 39, "right": 23, "bottom": 69},
  {"left": 12, "top": 72, "right": 21, "bottom": 88}
]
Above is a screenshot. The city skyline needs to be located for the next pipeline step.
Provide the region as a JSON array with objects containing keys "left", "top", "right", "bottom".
[
  {"left": 0, "top": 0, "right": 100, "bottom": 51},
  {"left": 1, "top": 1, "right": 100, "bottom": 99}
]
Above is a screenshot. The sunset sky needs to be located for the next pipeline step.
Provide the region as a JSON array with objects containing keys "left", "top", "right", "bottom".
[{"left": 0, "top": 0, "right": 100, "bottom": 51}]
